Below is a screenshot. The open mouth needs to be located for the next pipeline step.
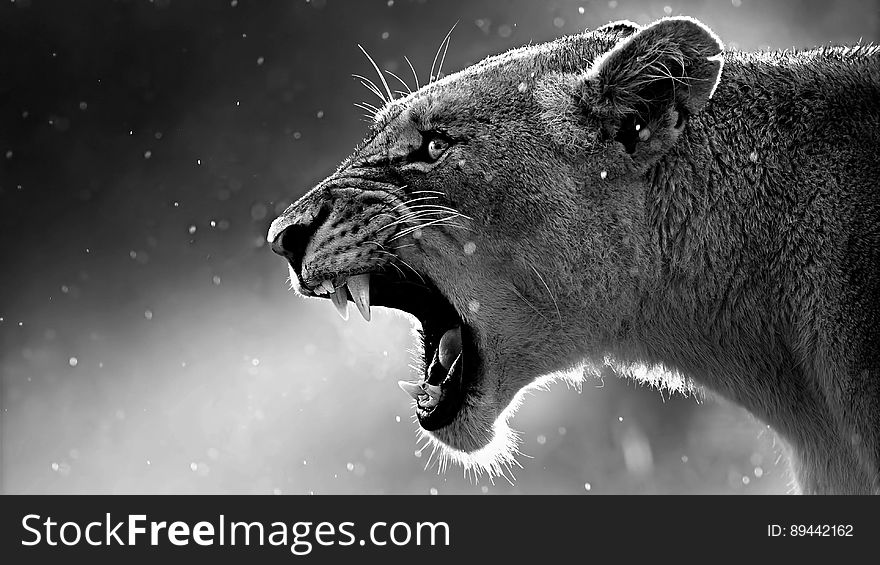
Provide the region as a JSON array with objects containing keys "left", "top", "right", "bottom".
[{"left": 308, "top": 270, "right": 477, "bottom": 431}]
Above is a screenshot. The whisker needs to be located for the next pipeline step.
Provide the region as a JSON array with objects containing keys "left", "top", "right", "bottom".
[
  {"left": 390, "top": 196, "right": 440, "bottom": 212},
  {"left": 352, "top": 74, "right": 388, "bottom": 104},
  {"left": 389, "top": 214, "right": 470, "bottom": 241},
  {"left": 530, "top": 265, "right": 563, "bottom": 329},
  {"left": 509, "top": 284, "right": 550, "bottom": 323},
  {"left": 400, "top": 203, "right": 465, "bottom": 214},
  {"left": 375, "top": 250, "right": 426, "bottom": 284},
  {"left": 381, "top": 211, "right": 455, "bottom": 231},
  {"left": 385, "top": 69, "right": 413, "bottom": 94},
  {"left": 407, "top": 189, "right": 447, "bottom": 197},
  {"left": 358, "top": 44, "right": 394, "bottom": 102},
  {"left": 436, "top": 21, "right": 458, "bottom": 81},
  {"left": 353, "top": 102, "right": 378, "bottom": 118},
  {"left": 429, "top": 26, "right": 456, "bottom": 83},
  {"left": 404, "top": 55, "right": 421, "bottom": 90},
  {"left": 354, "top": 101, "right": 380, "bottom": 114},
  {"left": 382, "top": 208, "right": 467, "bottom": 228}
]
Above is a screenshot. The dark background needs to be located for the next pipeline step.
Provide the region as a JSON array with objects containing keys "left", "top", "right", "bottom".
[{"left": 1, "top": 0, "right": 877, "bottom": 494}]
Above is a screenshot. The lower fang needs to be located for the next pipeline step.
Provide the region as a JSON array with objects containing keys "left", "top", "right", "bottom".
[{"left": 398, "top": 380, "right": 423, "bottom": 401}]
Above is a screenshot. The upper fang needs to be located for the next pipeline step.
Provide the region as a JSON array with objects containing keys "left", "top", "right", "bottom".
[
  {"left": 347, "top": 274, "right": 371, "bottom": 322},
  {"left": 330, "top": 286, "right": 349, "bottom": 320}
]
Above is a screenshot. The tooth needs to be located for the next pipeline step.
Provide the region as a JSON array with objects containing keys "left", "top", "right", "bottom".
[
  {"left": 398, "top": 380, "right": 422, "bottom": 401},
  {"left": 424, "top": 383, "right": 442, "bottom": 400},
  {"left": 346, "top": 274, "right": 371, "bottom": 322},
  {"left": 330, "top": 286, "right": 349, "bottom": 320},
  {"left": 422, "top": 395, "right": 439, "bottom": 409},
  {"left": 321, "top": 280, "right": 335, "bottom": 294}
]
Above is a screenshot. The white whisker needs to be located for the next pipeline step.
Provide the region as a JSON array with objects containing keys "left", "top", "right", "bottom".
[
  {"left": 385, "top": 69, "right": 413, "bottom": 94},
  {"left": 404, "top": 55, "right": 421, "bottom": 90},
  {"left": 358, "top": 44, "right": 394, "bottom": 102}
]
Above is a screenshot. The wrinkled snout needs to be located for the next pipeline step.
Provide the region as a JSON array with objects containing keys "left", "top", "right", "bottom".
[{"left": 267, "top": 190, "right": 330, "bottom": 282}]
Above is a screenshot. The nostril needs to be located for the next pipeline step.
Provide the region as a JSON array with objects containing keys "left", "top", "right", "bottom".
[
  {"left": 269, "top": 227, "right": 291, "bottom": 257},
  {"left": 267, "top": 200, "right": 331, "bottom": 278},
  {"left": 270, "top": 225, "right": 307, "bottom": 271}
]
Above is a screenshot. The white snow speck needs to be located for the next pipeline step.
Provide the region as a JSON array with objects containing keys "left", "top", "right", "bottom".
[
  {"left": 256, "top": 56, "right": 265, "bottom": 65},
  {"left": 536, "top": 434, "right": 546, "bottom": 445},
  {"left": 600, "top": 170, "right": 608, "bottom": 179},
  {"left": 429, "top": 487, "right": 438, "bottom": 495},
  {"left": 144, "top": 150, "right": 152, "bottom": 159},
  {"left": 188, "top": 225, "right": 197, "bottom": 234},
  {"left": 463, "top": 241, "right": 476, "bottom": 255},
  {"left": 584, "top": 482, "right": 592, "bottom": 491},
  {"left": 467, "top": 299, "right": 480, "bottom": 314},
  {"left": 663, "top": 6, "right": 672, "bottom": 15},
  {"left": 190, "top": 462, "right": 198, "bottom": 472},
  {"left": 578, "top": 6, "right": 585, "bottom": 14},
  {"left": 618, "top": 416, "right": 624, "bottom": 422},
  {"left": 212, "top": 275, "right": 221, "bottom": 286},
  {"left": 144, "top": 310, "right": 153, "bottom": 320},
  {"left": 68, "top": 357, "right": 78, "bottom": 367},
  {"left": 346, "top": 462, "right": 354, "bottom": 471}
]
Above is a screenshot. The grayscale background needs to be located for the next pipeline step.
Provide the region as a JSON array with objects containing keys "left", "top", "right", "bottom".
[{"left": 2, "top": 0, "right": 877, "bottom": 494}]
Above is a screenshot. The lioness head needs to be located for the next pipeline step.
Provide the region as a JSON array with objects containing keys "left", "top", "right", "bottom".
[{"left": 269, "top": 17, "right": 723, "bottom": 472}]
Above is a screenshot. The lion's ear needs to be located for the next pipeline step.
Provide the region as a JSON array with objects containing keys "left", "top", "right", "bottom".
[
  {"left": 588, "top": 16, "right": 724, "bottom": 152},
  {"left": 536, "top": 17, "right": 723, "bottom": 164}
]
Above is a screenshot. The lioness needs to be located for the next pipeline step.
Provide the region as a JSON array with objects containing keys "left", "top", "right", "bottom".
[{"left": 269, "top": 17, "right": 880, "bottom": 494}]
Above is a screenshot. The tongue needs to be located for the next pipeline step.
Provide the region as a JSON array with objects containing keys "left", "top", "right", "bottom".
[{"left": 438, "top": 326, "right": 462, "bottom": 369}]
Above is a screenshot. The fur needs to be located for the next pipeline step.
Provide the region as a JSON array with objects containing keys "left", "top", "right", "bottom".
[{"left": 270, "top": 17, "right": 880, "bottom": 494}]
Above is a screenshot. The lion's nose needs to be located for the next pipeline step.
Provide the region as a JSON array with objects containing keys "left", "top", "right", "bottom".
[
  {"left": 267, "top": 195, "right": 330, "bottom": 274},
  {"left": 268, "top": 222, "right": 304, "bottom": 262}
]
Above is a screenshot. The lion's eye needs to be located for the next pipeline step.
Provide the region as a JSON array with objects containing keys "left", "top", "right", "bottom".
[{"left": 426, "top": 137, "right": 450, "bottom": 161}]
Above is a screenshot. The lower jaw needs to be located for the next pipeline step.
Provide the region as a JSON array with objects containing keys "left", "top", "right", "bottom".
[{"left": 410, "top": 325, "right": 474, "bottom": 431}]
